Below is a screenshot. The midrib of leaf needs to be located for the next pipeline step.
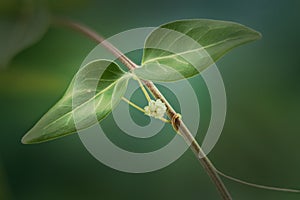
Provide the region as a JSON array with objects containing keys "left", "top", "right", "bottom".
[
  {"left": 142, "top": 36, "right": 246, "bottom": 65},
  {"left": 42, "top": 75, "right": 128, "bottom": 130}
]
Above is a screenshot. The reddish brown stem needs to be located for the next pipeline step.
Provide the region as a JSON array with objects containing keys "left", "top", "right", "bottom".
[{"left": 54, "top": 17, "right": 232, "bottom": 200}]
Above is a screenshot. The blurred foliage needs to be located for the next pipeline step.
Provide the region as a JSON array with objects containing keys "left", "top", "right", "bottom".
[
  {"left": 0, "top": 160, "right": 12, "bottom": 200},
  {"left": 0, "top": 0, "right": 90, "bottom": 68},
  {"left": 0, "top": 1, "right": 50, "bottom": 68},
  {"left": 0, "top": 0, "right": 89, "bottom": 15},
  {"left": 0, "top": 0, "right": 299, "bottom": 200}
]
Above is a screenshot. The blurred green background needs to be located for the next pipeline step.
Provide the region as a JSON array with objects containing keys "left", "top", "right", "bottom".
[{"left": 0, "top": 0, "right": 300, "bottom": 199}]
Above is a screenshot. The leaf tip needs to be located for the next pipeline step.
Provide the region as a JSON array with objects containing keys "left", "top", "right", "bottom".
[
  {"left": 21, "top": 130, "right": 40, "bottom": 144},
  {"left": 254, "top": 30, "right": 262, "bottom": 40},
  {"left": 247, "top": 26, "right": 262, "bottom": 41},
  {"left": 21, "top": 133, "right": 33, "bottom": 144}
]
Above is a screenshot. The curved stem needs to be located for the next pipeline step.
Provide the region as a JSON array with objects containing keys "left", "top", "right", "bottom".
[
  {"left": 52, "top": 17, "right": 138, "bottom": 70},
  {"left": 216, "top": 169, "right": 300, "bottom": 193},
  {"left": 54, "top": 17, "right": 232, "bottom": 200}
]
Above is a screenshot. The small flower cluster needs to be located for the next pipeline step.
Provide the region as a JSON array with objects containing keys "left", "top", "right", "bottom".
[{"left": 144, "top": 99, "right": 167, "bottom": 119}]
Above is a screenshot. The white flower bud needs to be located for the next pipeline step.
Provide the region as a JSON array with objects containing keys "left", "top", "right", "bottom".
[{"left": 144, "top": 99, "right": 167, "bottom": 118}]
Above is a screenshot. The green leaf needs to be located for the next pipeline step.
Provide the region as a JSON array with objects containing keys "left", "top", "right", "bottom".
[
  {"left": 0, "top": 2, "right": 50, "bottom": 68},
  {"left": 134, "top": 19, "right": 261, "bottom": 82},
  {"left": 21, "top": 60, "right": 130, "bottom": 144}
]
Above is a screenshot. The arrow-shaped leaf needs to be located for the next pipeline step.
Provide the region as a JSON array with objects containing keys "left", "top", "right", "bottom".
[
  {"left": 134, "top": 19, "right": 261, "bottom": 82},
  {"left": 22, "top": 60, "right": 130, "bottom": 144}
]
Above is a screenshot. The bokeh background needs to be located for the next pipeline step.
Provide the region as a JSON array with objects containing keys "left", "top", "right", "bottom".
[{"left": 0, "top": 0, "right": 299, "bottom": 199}]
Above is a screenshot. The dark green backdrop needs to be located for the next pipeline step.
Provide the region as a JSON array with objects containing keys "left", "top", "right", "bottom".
[{"left": 0, "top": 0, "right": 299, "bottom": 199}]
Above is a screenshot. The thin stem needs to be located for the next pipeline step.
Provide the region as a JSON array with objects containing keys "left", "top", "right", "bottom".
[
  {"left": 134, "top": 75, "right": 152, "bottom": 102},
  {"left": 52, "top": 17, "right": 138, "bottom": 70},
  {"left": 122, "top": 97, "right": 145, "bottom": 113},
  {"left": 159, "top": 117, "right": 171, "bottom": 123},
  {"left": 216, "top": 169, "right": 300, "bottom": 193},
  {"left": 54, "top": 17, "right": 232, "bottom": 200},
  {"left": 122, "top": 97, "right": 170, "bottom": 123}
]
